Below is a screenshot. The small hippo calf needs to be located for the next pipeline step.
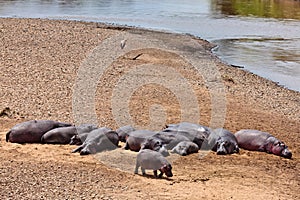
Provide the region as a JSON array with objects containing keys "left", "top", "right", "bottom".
[
  {"left": 171, "top": 141, "right": 199, "bottom": 156},
  {"left": 235, "top": 129, "right": 292, "bottom": 159},
  {"left": 135, "top": 149, "right": 173, "bottom": 178}
]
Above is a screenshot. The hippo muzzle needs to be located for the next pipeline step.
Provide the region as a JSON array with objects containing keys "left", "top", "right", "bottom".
[
  {"left": 160, "top": 164, "right": 173, "bottom": 177},
  {"left": 216, "top": 143, "right": 227, "bottom": 155},
  {"left": 281, "top": 148, "right": 292, "bottom": 159}
]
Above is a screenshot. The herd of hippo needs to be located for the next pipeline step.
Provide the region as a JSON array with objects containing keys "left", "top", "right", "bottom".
[{"left": 6, "top": 120, "right": 292, "bottom": 178}]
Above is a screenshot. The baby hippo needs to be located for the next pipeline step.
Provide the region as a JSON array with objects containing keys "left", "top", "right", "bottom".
[
  {"left": 235, "top": 129, "right": 292, "bottom": 159},
  {"left": 171, "top": 141, "right": 199, "bottom": 156},
  {"left": 135, "top": 149, "right": 173, "bottom": 178}
]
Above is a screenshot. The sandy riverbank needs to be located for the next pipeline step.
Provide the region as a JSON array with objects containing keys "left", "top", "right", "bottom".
[{"left": 0, "top": 18, "right": 299, "bottom": 199}]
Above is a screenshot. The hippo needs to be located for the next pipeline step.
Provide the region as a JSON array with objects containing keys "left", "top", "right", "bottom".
[
  {"left": 6, "top": 120, "right": 72, "bottom": 143},
  {"left": 235, "top": 129, "right": 292, "bottom": 159},
  {"left": 41, "top": 124, "right": 98, "bottom": 144},
  {"left": 124, "top": 130, "right": 157, "bottom": 152},
  {"left": 171, "top": 141, "right": 199, "bottom": 156},
  {"left": 116, "top": 125, "right": 136, "bottom": 142},
  {"left": 134, "top": 149, "right": 173, "bottom": 178},
  {"left": 163, "top": 122, "right": 212, "bottom": 148},
  {"left": 124, "top": 130, "right": 169, "bottom": 156},
  {"left": 151, "top": 131, "right": 191, "bottom": 149},
  {"left": 72, "top": 127, "right": 119, "bottom": 155},
  {"left": 208, "top": 128, "right": 239, "bottom": 155}
]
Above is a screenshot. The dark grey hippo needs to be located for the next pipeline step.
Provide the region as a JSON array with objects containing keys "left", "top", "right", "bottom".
[
  {"left": 171, "top": 141, "right": 199, "bottom": 156},
  {"left": 163, "top": 122, "right": 212, "bottom": 148},
  {"left": 235, "top": 129, "right": 292, "bottom": 159},
  {"left": 6, "top": 120, "right": 72, "bottom": 143},
  {"left": 41, "top": 124, "right": 98, "bottom": 144},
  {"left": 124, "top": 130, "right": 157, "bottom": 152},
  {"left": 72, "top": 127, "right": 119, "bottom": 155},
  {"left": 134, "top": 149, "right": 173, "bottom": 178},
  {"left": 124, "top": 130, "right": 169, "bottom": 156},
  {"left": 116, "top": 125, "right": 136, "bottom": 142},
  {"left": 151, "top": 131, "right": 191, "bottom": 150},
  {"left": 208, "top": 128, "right": 239, "bottom": 155}
]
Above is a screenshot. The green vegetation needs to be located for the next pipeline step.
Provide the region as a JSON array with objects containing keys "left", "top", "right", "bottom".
[{"left": 213, "top": 0, "right": 300, "bottom": 19}]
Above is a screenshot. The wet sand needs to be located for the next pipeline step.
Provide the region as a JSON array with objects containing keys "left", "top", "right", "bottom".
[{"left": 0, "top": 18, "right": 299, "bottom": 199}]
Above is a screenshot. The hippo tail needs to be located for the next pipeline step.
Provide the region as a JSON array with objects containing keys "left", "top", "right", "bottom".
[{"left": 6, "top": 130, "right": 11, "bottom": 142}]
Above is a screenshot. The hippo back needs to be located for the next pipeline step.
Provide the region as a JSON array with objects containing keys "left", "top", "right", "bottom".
[{"left": 235, "top": 129, "right": 271, "bottom": 151}]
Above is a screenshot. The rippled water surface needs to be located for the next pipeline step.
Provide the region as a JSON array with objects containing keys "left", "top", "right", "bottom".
[{"left": 0, "top": 0, "right": 299, "bottom": 91}]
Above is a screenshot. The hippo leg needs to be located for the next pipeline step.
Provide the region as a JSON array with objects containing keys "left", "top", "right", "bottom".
[
  {"left": 124, "top": 141, "right": 130, "bottom": 150},
  {"left": 72, "top": 145, "right": 83, "bottom": 153},
  {"left": 158, "top": 170, "right": 164, "bottom": 178},
  {"left": 134, "top": 162, "right": 139, "bottom": 174},
  {"left": 141, "top": 167, "right": 146, "bottom": 175}
]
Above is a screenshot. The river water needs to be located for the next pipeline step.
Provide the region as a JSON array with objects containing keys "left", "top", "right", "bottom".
[{"left": 0, "top": 0, "right": 299, "bottom": 91}]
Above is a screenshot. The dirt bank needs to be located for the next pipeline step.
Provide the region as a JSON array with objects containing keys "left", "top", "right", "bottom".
[{"left": 0, "top": 18, "right": 299, "bottom": 199}]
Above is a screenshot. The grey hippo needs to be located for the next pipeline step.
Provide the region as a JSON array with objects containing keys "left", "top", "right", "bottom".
[
  {"left": 6, "top": 120, "right": 72, "bottom": 143},
  {"left": 124, "top": 130, "right": 169, "bottom": 156},
  {"left": 72, "top": 127, "right": 119, "bottom": 155},
  {"left": 41, "top": 124, "right": 98, "bottom": 144},
  {"left": 235, "top": 129, "right": 292, "bottom": 159},
  {"left": 208, "top": 128, "right": 239, "bottom": 155},
  {"left": 163, "top": 122, "right": 212, "bottom": 149},
  {"left": 135, "top": 149, "right": 173, "bottom": 178}
]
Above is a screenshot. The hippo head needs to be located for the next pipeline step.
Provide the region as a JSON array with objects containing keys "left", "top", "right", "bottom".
[
  {"left": 216, "top": 140, "right": 234, "bottom": 155},
  {"left": 271, "top": 142, "right": 292, "bottom": 159},
  {"left": 69, "top": 135, "right": 82, "bottom": 145},
  {"left": 160, "top": 164, "right": 173, "bottom": 177},
  {"left": 142, "top": 138, "right": 170, "bottom": 156},
  {"left": 171, "top": 143, "right": 188, "bottom": 156}
]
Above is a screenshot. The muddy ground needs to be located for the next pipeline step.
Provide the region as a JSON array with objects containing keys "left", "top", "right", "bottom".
[{"left": 0, "top": 18, "right": 299, "bottom": 199}]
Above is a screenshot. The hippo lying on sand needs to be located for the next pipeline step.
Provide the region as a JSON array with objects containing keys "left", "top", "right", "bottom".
[
  {"left": 72, "top": 127, "right": 119, "bottom": 155},
  {"left": 235, "top": 129, "right": 292, "bottom": 159},
  {"left": 6, "top": 120, "right": 72, "bottom": 143},
  {"left": 124, "top": 130, "right": 169, "bottom": 156},
  {"left": 41, "top": 124, "right": 98, "bottom": 144},
  {"left": 171, "top": 141, "right": 199, "bottom": 156},
  {"left": 208, "top": 128, "right": 239, "bottom": 155},
  {"left": 163, "top": 122, "right": 211, "bottom": 148},
  {"left": 116, "top": 125, "right": 136, "bottom": 142},
  {"left": 135, "top": 149, "right": 173, "bottom": 178},
  {"left": 152, "top": 131, "right": 190, "bottom": 150}
]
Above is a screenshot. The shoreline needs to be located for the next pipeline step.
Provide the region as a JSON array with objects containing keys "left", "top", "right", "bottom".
[
  {"left": 0, "top": 18, "right": 299, "bottom": 199},
  {"left": 3, "top": 17, "right": 300, "bottom": 93}
]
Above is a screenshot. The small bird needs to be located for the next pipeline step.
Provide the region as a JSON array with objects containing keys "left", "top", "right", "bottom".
[{"left": 120, "top": 39, "right": 127, "bottom": 49}]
